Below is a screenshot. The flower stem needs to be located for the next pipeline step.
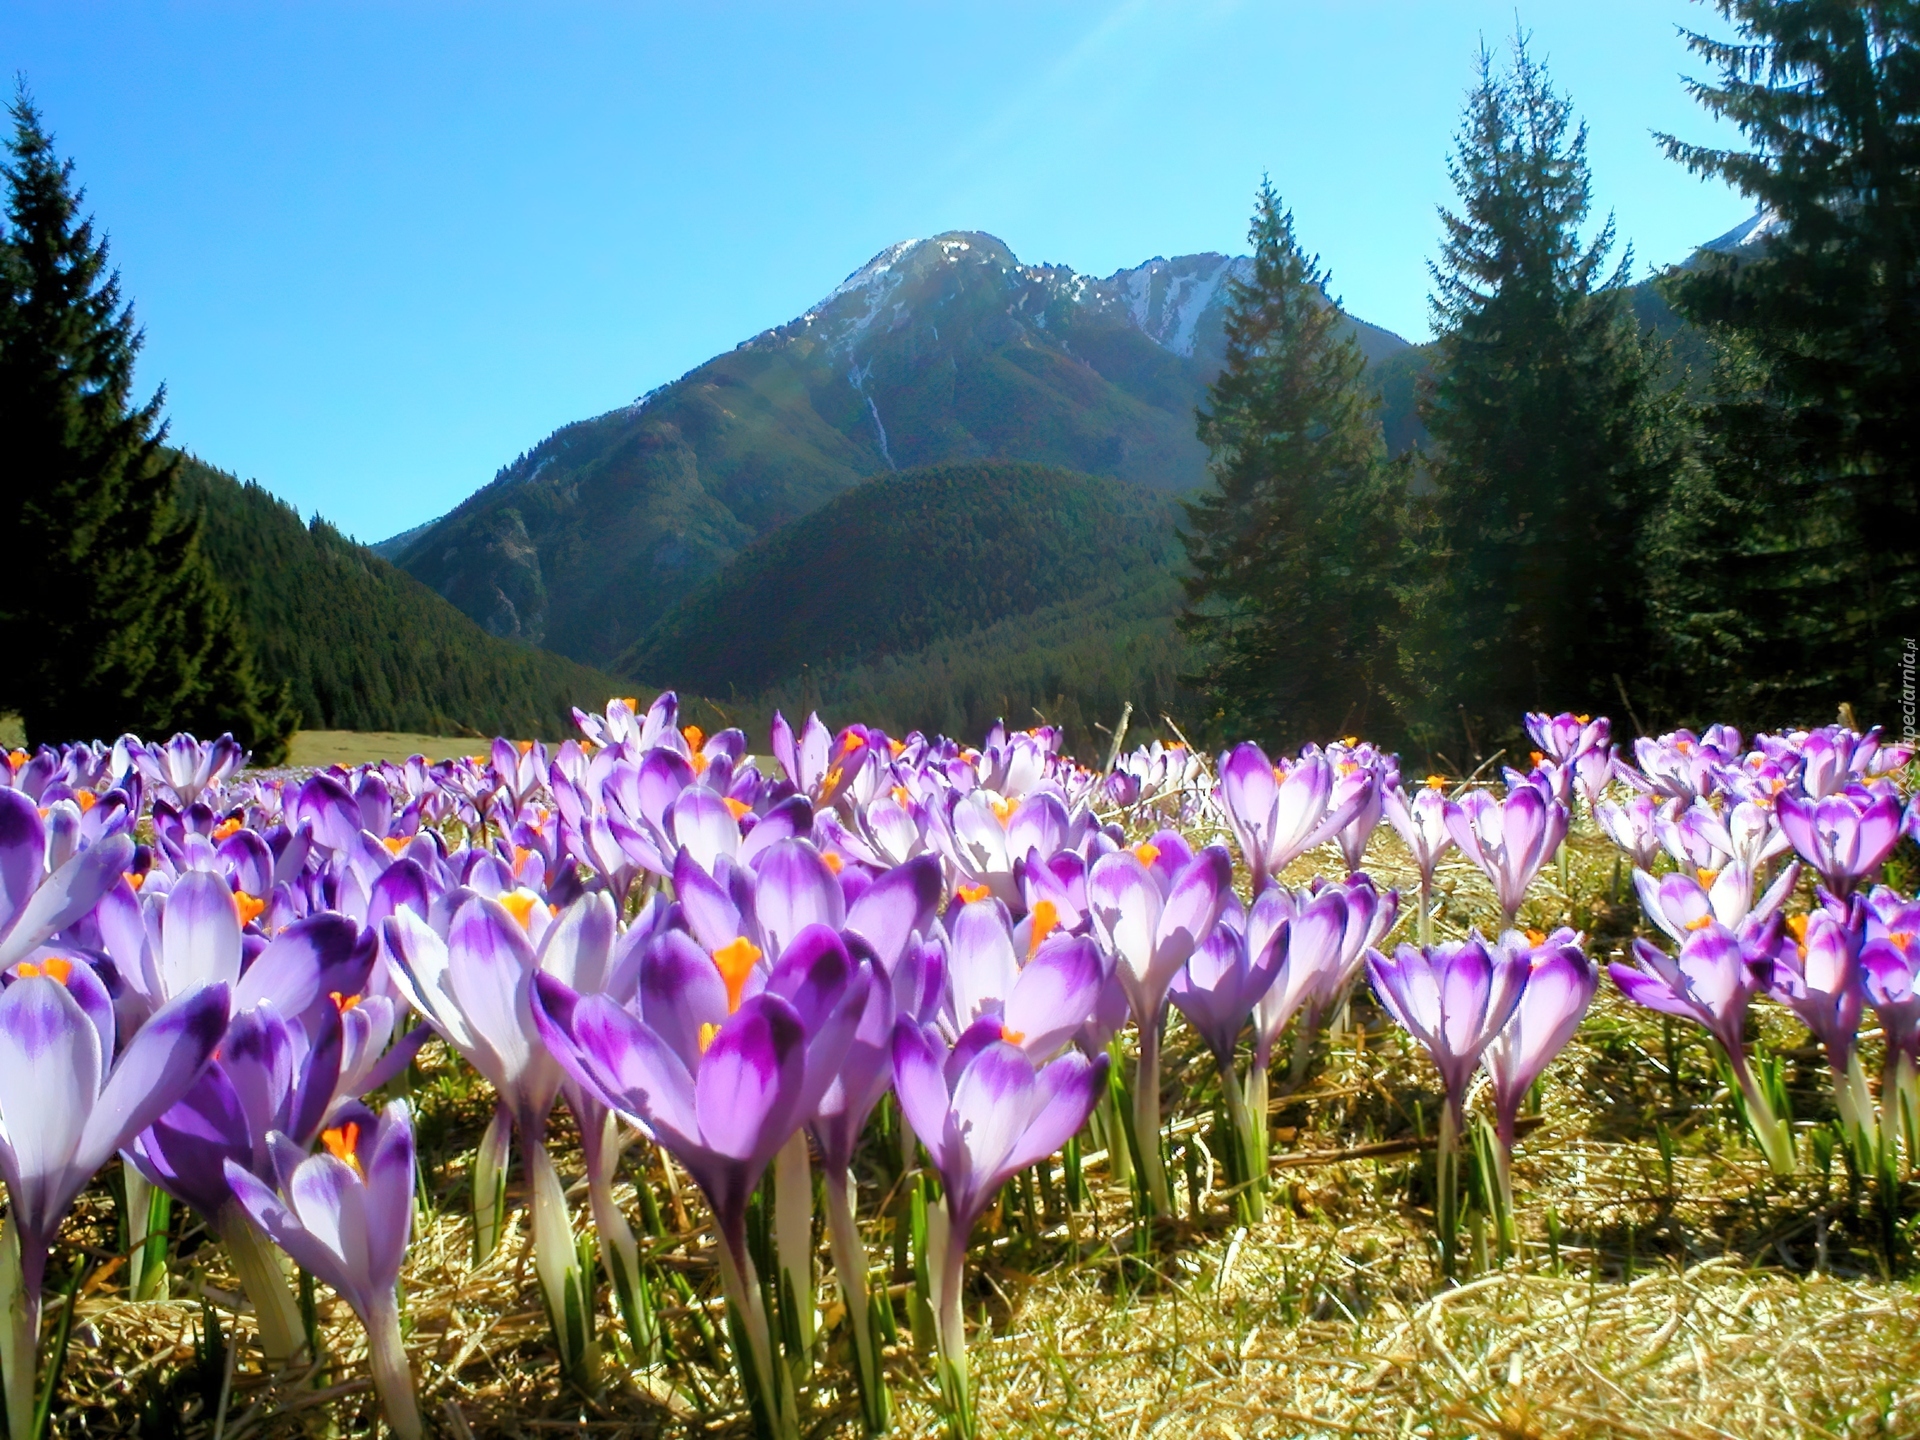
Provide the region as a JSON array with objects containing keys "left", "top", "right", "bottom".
[
  {"left": 771, "top": 1131, "right": 815, "bottom": 1369},
  {"left": 0, "top": 1218, "right": 36, "bottom": 1440},
  {"left": 581, "top": 1106, "right": 656, "bottom": 1363},
  {"left": 1132, "top": 1012, "right": 1171, "bottom": 1217},
  {"left": 520, "top": 1132, "right": 598, "bottom": 1386},
  {"left": 218, "top": 1210, "right": 308, "bottom": 1369},
  {"left": 716, "top": 1225, "right": 797, "bottom": 1440},
  {"left": 471, "top": 1105, "right": 512, "bottom": 1264},
  {"left": 925, "top": 1200, "right": 974, "bottom": 1440},
  {"left": 1220, "top": 1062, "right": 1263, "bottom": 1222},
  {"left": 365, "top": 1297, "right": 423, "bottom": 1440},
  {"left": 1436, "top": 1100, "right": 1461, "bottom": 1282},
  {"left": 823, "top": 1167, "right": 890, "bottom": 1434}
]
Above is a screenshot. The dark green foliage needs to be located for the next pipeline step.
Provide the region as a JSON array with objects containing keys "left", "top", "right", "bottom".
[
  {"left": 725, "top": 570, "right": 1190, "bottom": 762},
  {"left": 1652, "top": 1, "right": 1920, "bottom": 729},
  {"left": 178, "top": 458, "right": 630, "bottom": 738},
  {"left": 1403, "top": 39, "right": 1682, "bottom": 759},
  {"left": 627, "top": 460, "right": 1182, "bottom": 696},
  {"left": 0, "top": 91, "right": 293, "bottom": 757},
  {"left": 1179, "top": 181, "right": 1407, "bottom": 750}
]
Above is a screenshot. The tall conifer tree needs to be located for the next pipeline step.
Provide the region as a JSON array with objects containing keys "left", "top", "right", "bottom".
[
  {"left": 1652, "top": 1, "right": 1920, "bottom": 726},
  {"left": 0, "top": 90, "right": 291, "bottom": 756},
  {"left": 1179, "top": 181, "right": 1404, "bottom": 749},
  {"left": 1404, "top": 38, "right": 1680, "bottom": 758}
]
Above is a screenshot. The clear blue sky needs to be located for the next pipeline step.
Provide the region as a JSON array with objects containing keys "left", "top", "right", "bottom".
[{"left": 3, "top": 2, "right": 1748, "bottom": 543}]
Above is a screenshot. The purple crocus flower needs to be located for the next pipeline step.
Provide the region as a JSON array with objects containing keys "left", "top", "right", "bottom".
[
  {"left": 129, "top": 732, "right": 246, "bottom": 808},
  {"left": 0, "top": 790, "right": 136, "bottom": 971},
  {"left": 1367, "top": 934, "right": 1526, "bottom": 1276},
  {"left": 1632, "top": 861, "right": 1800, "bottom": 946},
  {"left": 226, "top": 1101, "right": 422, "bottom": 1440},
  {"left": 1086, "top": 837, "right": 1231, "bottom": 1215},
  {"left": 1382, "top": 778, "right": 1455, "bottom": 942},
  {"left": 892, "top": 1018, "right": 1106, "bottom": 1435},
  {"left": 1609, "top": 920, "right": 1793, "bottom": 1173},
  {"left": 1768, "top": 904, "right": 1876, "bottom": 1161},
  {"left": 0, "top": 969, "right": 228, "bottom": 1436},
  {"left": 1595, "top": 793, "right": 1664, "bottom": 873},
  {"left": 1481, "top": 929, "right": 1595, "bottom": 1152},
  {"left": 1445, "top": 780, "right": 1567, "bottom": 927},
  {"left": 1861, "top": 891, "right": 1920, "bottom": 1165},
  {"left": 1777, "top": 788, "right": 1903, "bottom": 896},
  {"left": 531, "top": 926, "right": 865, "bottom": 1440},
  {"left": 1169, "top": 900, "right": 1288, "bottom": 1217},
  {"left": 942, "top": 897, "right": 1104, "bottom": 1064},
  {"left": 1216, "top": 744, "right": 1364, "bottom": 892}
]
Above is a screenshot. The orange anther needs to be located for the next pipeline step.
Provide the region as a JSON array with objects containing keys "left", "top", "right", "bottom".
[
  {"left": 682, "top": 725, "right": 706, "bottom": 751},
  {"left": 125, "top": 872, "right": 145, "bottom": 891},
  {"left": 723, "top": 797, "right": 751, "bottom": 821},
  {"left": 688, "top": 751, "right": 711, "bottom": 777},
  {"left": 1026, "top": 899, "right": 1059, "bottom": 957},
  {"left": 382, "top": 835, "right": 409, "bottom": 856},
  {"left": 212, "top": 817, "right": 243, "bottom": 842},
  {"left": 956, "top": 883, "right": 991, "bottom": 904},
  {"left": 500, "top": 889, "right": 542, "bottom": 929},
  {"left": 888, "top": 739, "right": 905, "bottom": 758},
  {"left": 698, "top": 1021, "right": 721, "bottom": 1054},
  {"left": 1686, "top": 914, "right": 1714, "bottom": 932},
  {"left": 1696, "top": 868, "right": 1720, "bottom": 888},
  {"left": 233, "top": 893, "right": 267, "bottom": 927},
  {"left": 321, "top": 1122, "right": 363, "bottom": 1177},
  {"left": 621, "top": 696, "right": 639, "bottom": 711},
  {"left": 821, "top": 851, "right": 844, "bottom": 875},
  {"left": 711, "top": 937, "right": 763, "bottom": 1014},
  {"left": 1524, "top": 929, "right": 1546, "bottom": 947},
  {"left": 1133, "top": 842, "right": 1161, "bottom": 867},
  {"left": 517, "top": 739, "right": 534, "bottom": 756},
  {"left": 989, "top": 796, "right": 1016, "bottom": 825},
  {"left": 1529, "top": 751, "right": 1545, "bottom": 768},
  {"left": 1425, "top": 774, "right": 1447, "bottom": 789},
  {"left": 1000, "top": 1024, "right": 1027, "bottom": 1046},
  {"left": 17, "top": 958, "right": 73, "bottom": 985},
  {"left": 890, "top": 786, "right": 909, "bottom": 806},
  {"left": 74, "top": 791, "right": 96, "bottom": 813},
  {"left": 330, "top": 990, "right": 362, "bottom": 1014}
]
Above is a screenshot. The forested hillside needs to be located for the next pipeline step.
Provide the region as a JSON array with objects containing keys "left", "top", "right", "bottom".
[
  {"left": 178, "top": 457, "right": 627, "bottom": 737},
  {"left": 628, "top": 461, "right": 1192, "bottom": 753}
]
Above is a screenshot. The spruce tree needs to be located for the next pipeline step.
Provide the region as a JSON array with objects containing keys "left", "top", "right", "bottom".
[
  {"left": 0, "top": 89, "right": 292, "bottom": 757},
  {"left": 1403, "top": 37, "right": 1681, "bottom": 760},
  {"left": 1655, "top": 1, "right": 1920, "bottom": 727},
  {"left": 1179, "top": 181, "right": 1405, "bottom": 749}
]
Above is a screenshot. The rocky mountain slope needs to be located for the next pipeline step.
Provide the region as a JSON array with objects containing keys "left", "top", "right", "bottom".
[{"left": 383, "top": 232, "right": 1411, "bottom": 668}]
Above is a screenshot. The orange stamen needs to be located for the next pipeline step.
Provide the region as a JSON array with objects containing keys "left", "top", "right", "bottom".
[
  {"left": 382, "top": 835, "right": 410, "bottom": 856},
  {"left": 956, "top": 883, "right": 991, "bottom": 904},
  {"left": 233, "top": 893, "right": 267, "bottom": 927},
  {"left": 821, "top": 850, "right": 844, "bottom": 874},
  {"left": 1425, "top": 774, "right": 1447, "bottom": 789},
  {"left": 723, "top": 797, "right": 751, "bottom": 821},
  {"left": 125, "top": 872, "right": 145, "bottom": 891},
  {"left": 74, "top": 791, "right": 96, "bottom": 813},
  {"left": 1685, "top": 915, "right": 1714, "bottom": 932},
  {"left": 517, "top": 739, "right": 535, "bottom": 756},
  {"left": 890, "top": 785, "right": 910, "bottom": 806},
  {"left": 1696, "top": 868, "right": 1720, "bottom": 888},
  {"left": 698, "top": 1021, "right": 721, "bottom": 1054},
  {"left": 330, "top": 990, "right": 362, "bottom": 1014},
  {"left": 512, "top": 845, "right": 533, "bottom": 876},
  {"left": 888, "top": 739, "right": 905, "bottom": 758},
  {"left": 1529, "top": 751, "right": 1545, "bottom": 768},
  {"left": 711, "top": 937, "right": 763, "bottom": 1013},
  {"left": 621, "top": 696, "right": 639, "bottom": 711},
  {"left": 688, "top": 750, "right": 711, "bottom": 777},
  {"left": 212, "top": 817, "right": 243, "bottom": 842},
  {"left": 321, "top": 1122, "right": 363, "bottom": 1177},
  {"left": 1026, "top": 899, "right": 1059, "bottom": 957},
  {"left": 17, "top": 958, "right": 73, "bottom": 985},
  {"left": 989, "top": 796, "right": 1016, "bottom": 825},
  {"left": 682, "top": 725, "right": 706, "bottom": 751},
  {"left": 1133, "top": 842, "right": 1161, "bottom": 867},
  {"left": 1524, "top": 929, "right": 1546, "bottom": 947},
  {"left": 999, "top": 1023, "right": 1026, "bottom": 1046},
  {"left": 1785, "top": 914, "right": 1810, "bottom": 944},
  {"left": 500, "top": 889, "right": 542, "bottom": 929}
]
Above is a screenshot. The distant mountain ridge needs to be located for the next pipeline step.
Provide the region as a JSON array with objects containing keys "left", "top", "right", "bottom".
[{"left": 383, "top": 231, "right": 1412, "bottom": 670}]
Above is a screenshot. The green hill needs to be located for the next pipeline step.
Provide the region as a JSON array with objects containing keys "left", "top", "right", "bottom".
[
  {"left": 178, "top": 456, "right": 629, "bottom": 738},
  {"left": 626, "top": 460, "right": 1194, "bottom": 753}
]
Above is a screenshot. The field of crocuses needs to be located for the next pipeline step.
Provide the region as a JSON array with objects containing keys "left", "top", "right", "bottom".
[{"left": 2, "top": 701, "right": 1917, "bottom": 1439}]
